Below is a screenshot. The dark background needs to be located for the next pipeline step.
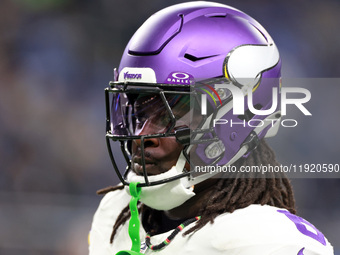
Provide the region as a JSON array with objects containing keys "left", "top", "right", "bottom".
[{"left": 0, "top": 0, "right": 339, "bottom": 254}]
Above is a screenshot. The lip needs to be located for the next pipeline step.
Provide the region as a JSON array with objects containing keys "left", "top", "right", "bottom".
[
  {"left": 133, "top": 162, "right": 153, "bottom": 175},
  {"left": 132, "top": 156, "right": 155, "bottom": 165},
  {"left": 131, "top": 156, "right": 157, "bottom": 175}
]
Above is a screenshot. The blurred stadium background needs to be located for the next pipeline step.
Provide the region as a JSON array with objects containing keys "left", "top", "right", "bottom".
[{"left": 0, "top": 0, "right": 339, "bottom": 254}]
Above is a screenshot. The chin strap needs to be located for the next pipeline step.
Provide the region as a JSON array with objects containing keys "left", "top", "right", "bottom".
[{"left": 116, "top": 182, "right": 144, "bottom": 255}]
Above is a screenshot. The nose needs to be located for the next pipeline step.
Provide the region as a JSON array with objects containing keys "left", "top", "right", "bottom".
[
  {"left": 133, "top": 120, "right": 160, "bottom": 148},
  {"left": 133, "top": 136, "right": 159, "bottom": 148}
]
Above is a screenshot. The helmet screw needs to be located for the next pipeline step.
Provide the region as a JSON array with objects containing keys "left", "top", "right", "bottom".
[{"left": 230, "top": 132, "right": 237, "bottom": 141}]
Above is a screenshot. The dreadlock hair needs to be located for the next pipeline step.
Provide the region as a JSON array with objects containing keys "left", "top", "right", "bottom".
[{"left": 99, "top": 139, "right": 296, "bottom": 243}]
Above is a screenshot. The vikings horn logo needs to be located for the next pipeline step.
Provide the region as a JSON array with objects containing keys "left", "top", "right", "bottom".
[{"left": 223, "top": 43, "right": 280, "bottom": 91}]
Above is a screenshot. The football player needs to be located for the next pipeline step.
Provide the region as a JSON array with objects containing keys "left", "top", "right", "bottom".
[{"left": 89, "top": 2, "right": 334, "bottom": 255}]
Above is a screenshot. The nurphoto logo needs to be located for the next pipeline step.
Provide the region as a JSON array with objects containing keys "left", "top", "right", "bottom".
[{"left": 200, "top": 84, "right": 312, "bottom": 128}]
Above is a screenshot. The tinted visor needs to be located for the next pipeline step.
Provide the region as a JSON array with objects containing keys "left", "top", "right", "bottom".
[{"left": 109, "top": 90, "right": 196, "bottom": 137}]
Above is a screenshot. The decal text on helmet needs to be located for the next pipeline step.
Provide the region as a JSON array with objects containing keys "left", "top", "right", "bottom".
[
  {"left": 118, "top": 67, "right": 157, "bottom": 83},
  {"left": 124, "top": 71, "right": 142, "bottom": 80},
  {"left": 165, "top": 72, "right": 194, "bottom": 85}
]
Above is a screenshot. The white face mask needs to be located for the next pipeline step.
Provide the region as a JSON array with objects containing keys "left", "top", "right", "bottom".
[{"left": 125, "top": 157, "right": 195, "bottom": 211}]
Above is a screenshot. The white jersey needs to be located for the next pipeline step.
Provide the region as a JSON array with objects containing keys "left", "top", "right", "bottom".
[{"left": 89, "top": 189, "right": 333, "bottom": 255}]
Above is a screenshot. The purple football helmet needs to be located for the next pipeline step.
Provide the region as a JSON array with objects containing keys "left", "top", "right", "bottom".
[{"left": 105, "top": 1, "right": 281, "bottom": 187}]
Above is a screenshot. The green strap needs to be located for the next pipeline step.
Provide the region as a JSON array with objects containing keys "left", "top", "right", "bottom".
[
  {"left": 116, "top": 182, "right": 143, "bottom": 255},
  {"left": 128, "top": 182, "right": 142, "bottom": 252}
]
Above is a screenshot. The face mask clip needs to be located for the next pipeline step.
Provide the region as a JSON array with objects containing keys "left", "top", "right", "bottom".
[
  {"left": 240, "top": 131, "right": 260, "bottom": 155},
  {"left": 175, "top": 127, "right": 191, "bottom": 145}
]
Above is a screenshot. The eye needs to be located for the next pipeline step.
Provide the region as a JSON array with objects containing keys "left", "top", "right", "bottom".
[
  {"left": 162, "top": 115, "right": 172, "bottom": 126},
  {"left": 136, "top": 115, "right": 146, "bottom": 123},
  {"left": 135, "top": 115, "right": 147, "bottom": 128}
]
